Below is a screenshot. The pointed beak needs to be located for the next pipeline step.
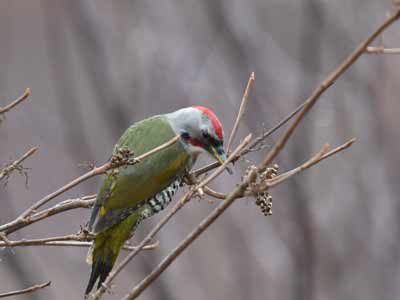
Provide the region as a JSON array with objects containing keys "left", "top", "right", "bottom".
[{"left": 211, "top": 146, "right": 233, "bottom": 174}]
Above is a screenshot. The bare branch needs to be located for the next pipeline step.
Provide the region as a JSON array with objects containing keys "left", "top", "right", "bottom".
[
  {"left": 1, "top": 195, "right": 96, "bottom": 235},
  {"left": 226, "top": 72, "right": 255, "bottom": 152},
  {"left": 0, "top": 147, "right": 38, "bottom": 183},
  {"left": 366, "top": 46, "right": 400, "bottom": 54},
  {"left": 0, "top": 281, "right": 50, "bottom": 298},
  {"left": 258, "top": 9, "right": 400, "bottom": 172},
  {"left": 0, "top": 234, "right": 159, "bottom": 252},
  {"left": 0, "top": 88, "right": 30, "bottom": 116},
  {"left": 203, "top": 186, "right": 226, "bottom": 200},
  {"left": 265, "top": 139, "right": 355, "bottom": 188}
]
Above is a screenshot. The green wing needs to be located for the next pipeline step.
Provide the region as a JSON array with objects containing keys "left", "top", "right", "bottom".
[{"left": 89, "top": 115, "right": 191, "bottom": 233}]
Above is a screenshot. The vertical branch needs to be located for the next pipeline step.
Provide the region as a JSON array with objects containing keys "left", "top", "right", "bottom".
[{"left": 226, "top": 72, "right": 255, "bottom": 152}]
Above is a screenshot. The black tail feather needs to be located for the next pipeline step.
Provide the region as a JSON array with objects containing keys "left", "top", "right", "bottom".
[{"left": 85, "top": 250, "right": 113, "bottom": 297}]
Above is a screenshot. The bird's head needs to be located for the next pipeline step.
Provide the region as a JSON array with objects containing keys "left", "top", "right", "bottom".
[{"left": 167, "top": 106, "right": 228, "bottom": 166}]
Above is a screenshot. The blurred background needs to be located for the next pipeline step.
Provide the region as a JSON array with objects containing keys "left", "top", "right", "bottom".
[{"left": 1, "top": 1, "right": 400, "bottom": 299}]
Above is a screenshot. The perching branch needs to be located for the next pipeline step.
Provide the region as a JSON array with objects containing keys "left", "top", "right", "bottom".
[
  {"left": 0, "top": 281, "right": 50, "bottom": 298},
  {"left": 1, "top": 195, "right": 96, "bottom": 235},
  {"left": 90, "top": 135, "right": 252, "bottom": 300},
  {"left": 0, "top": 234, "right": 159, "bottom": 252},
  {"left": 118, "top": 139, "right": 356, "bottom": 300},
  {"left": 120, "top": 167, "right": 259, "bottom": 300}
]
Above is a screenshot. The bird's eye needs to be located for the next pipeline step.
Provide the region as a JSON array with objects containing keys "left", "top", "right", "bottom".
[
  {"left": 202, "top": 130, "right": 210, "bottom": 139},
  {"left": 181, "top": 131, "right": 190, "bottom": 140}
]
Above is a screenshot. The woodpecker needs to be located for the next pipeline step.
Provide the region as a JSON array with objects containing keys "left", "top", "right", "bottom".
[{"left": 85, "top": 106, "right": 227, "bottom": 296}]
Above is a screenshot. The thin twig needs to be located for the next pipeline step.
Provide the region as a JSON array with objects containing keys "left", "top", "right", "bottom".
[
  {"left": 0, "top": 235, "right": 159, "bottom": 252},
  {"left": 265, "top": 139, "right": 355, "bottom": 188},
  {"left": 366, "top": 46, "right": 400, "bottom": 54},
  {"left": 0, "top": 136, "right": 180, "bottom": 234},
  {"left": 0, "top": 147, "right": 38, "bottom": 181},
  {"left": 245, "top": 101, "right": 307, "bottom": 153},
  {"left": 203, "top": 186, "right": 226, "bottom": 200},
  {"left": 259, "top": 9, "right": 400, "bottom": 172},
  {"left": 120, "top": 167, "right": 258, "bottom": 300},
  {"left": 226, "top": 72, "right": 255, "bottom": 152},
  {"left": 1, "top": 195, "right": 96, "bottom": 235},
  {"left": 91, "top": 135, "right": 252, "bottom": 300},
  {"left": 0, "top": 88, "right": 30, "bottom": 115},
  {"left": 0, "top": 281, "right": 50, "bottom": 298}
]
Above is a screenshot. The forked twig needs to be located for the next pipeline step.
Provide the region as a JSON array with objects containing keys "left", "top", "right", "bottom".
[
  {"left": 0, "top": 147, "right": 38, "bottom": 182},
  {"left": 266, "top": 139, "right": 355, "bottom": 188}
]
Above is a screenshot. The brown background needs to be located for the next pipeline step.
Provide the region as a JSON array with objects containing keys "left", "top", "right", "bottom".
[{"left": 1, "top": 1, "right": 400, "bottom": 299}]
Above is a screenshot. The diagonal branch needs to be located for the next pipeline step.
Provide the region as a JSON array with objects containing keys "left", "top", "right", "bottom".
[
  {"left": 259, "top": 9, "right": 400, "bottom": 172},
  {"left": 0, "top": 147, "right": 38, "bottom": 182},
  {"left": 120, "top": 138, "right": 356, "bottom": 300},
  {"left": 0, "top": 88, "right": 30, "bottom": 116},
  {"left": 120, "top": 167, "right": 259, "bottom": 300}
]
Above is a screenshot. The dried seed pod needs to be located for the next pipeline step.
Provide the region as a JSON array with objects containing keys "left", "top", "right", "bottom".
[{"left": 255, "top": 191, "right": 273, "bottom": 216}]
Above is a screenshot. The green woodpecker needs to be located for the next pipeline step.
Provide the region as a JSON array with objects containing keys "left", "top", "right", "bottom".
[{"left": 85, "top": 106, "right": 227, "bottom": 296}]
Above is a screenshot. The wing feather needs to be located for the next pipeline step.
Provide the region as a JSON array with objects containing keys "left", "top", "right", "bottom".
[{"left": 88, "top": 116, "right": 191, "bottom": 233}]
